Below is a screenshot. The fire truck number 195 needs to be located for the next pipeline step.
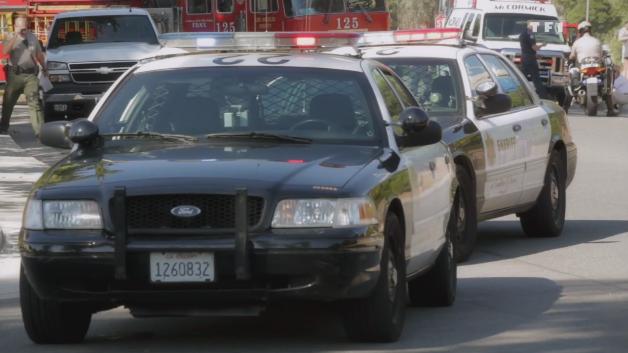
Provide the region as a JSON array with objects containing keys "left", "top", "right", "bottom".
[
  {"left": 336, "top": 17, "right": 359, "bottom": 30},
  {"left": 216, "top": 22, "right": 236, "bottom": 32}
]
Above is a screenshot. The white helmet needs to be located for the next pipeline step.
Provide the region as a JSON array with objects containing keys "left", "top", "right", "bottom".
[{"left": 577, "top": 21, "right": 592, "bottom": 31}]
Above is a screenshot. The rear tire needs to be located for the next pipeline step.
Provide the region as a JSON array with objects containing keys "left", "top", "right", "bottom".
[
  {"left": 407, "top": 193, "right": 457, "bottom": 307},
  {"left": 586, "top": 95, "right": 598, "bottom": 116},
  {"left": 20, "top": 266, "right": 91, "bottom": 344},
  {"left": 519, "top": 151, "right": 566, "bottom": 238},
  {"left": 452, "top": 167, "right": 477, "bottom": 263},
  {"left": 343, "top": 214, "right": 406, "bottom": 343}
]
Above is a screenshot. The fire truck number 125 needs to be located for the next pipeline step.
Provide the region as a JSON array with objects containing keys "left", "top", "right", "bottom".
[
  {"left": 216, "top": 22, "right": 236, "bottom": 32},
  {"left": 336, "top": 17, "right": 359, "bottom": 30}
]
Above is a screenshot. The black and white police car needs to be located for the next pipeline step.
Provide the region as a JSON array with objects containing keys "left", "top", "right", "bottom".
[
  {"left": 354, "top": 28, "right": 577, "bottom": 261},
  {"left": 22, "top": 32, "right": 458, "bottom": 343}
]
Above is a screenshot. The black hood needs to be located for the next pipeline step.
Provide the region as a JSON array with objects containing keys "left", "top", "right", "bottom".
[{"left": 39, "top": 142, "right": 382, "bottom": 197}]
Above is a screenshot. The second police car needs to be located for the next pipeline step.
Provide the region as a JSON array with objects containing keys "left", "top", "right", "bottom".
[
  {"left": 354, "top": 28, "right": 577, "bottom": 261},
  {"left": 21, "top": 32, "right": 459, "bottom": 344}
]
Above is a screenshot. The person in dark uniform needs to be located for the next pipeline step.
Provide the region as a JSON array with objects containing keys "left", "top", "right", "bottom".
[{"left": 520, "top": 21, "right": 549, "bottom": 99}]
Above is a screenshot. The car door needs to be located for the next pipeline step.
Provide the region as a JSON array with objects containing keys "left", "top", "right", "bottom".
[
  {"left": 371, "top": 66, "right": 452, "bottom": 271},
  {"left": 479, "top": 54, "right": 551, "bottom": 206},
  {"left": 463, "top": 54, "right": 525, "bottom": 213}
]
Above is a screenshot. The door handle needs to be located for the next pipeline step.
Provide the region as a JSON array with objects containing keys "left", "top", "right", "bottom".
[
  {"left": 512, "top": 124, "right": 522, "bottom": 132},
  {"left": 541, "top": 118, "right": 549, "bottom": 127},
  {"left": 429, "top": 161, "right": 436, "bottom": 171}
]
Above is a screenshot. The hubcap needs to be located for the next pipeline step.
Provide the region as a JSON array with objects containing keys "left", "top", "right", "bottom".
[
  {"left": 387, "top": 249, "right": 398, "bottom": 303},
  {"left": 550, "top": 168, "right": 560, "bottom": 212}
]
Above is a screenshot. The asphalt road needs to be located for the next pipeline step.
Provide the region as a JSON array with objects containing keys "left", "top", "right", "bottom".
[{"left": 1, "top": 111, "right": 627, "bottom": 353}]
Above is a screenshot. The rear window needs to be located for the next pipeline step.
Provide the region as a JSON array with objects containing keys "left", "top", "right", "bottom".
[
  {"left": 95, "top": 66, "right": 382, "bottom": 145},
  {"left": 48, "top": 15, "right": 158, "bottom": 49}
]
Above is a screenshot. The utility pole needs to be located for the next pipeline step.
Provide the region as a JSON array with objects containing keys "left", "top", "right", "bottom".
[{"left": 586, "top": 0, "right": 589, "bottom": 21}]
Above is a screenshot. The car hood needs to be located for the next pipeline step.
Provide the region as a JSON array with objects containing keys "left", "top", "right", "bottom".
[
  {"left": 47, "top": 42, "right": 162, "bottom": 63},
  {"left": 39, "top": 143, "right": 382, "bottom": 196}
]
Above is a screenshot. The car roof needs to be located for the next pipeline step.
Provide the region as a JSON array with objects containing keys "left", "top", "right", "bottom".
[
  {"left": 360, "top": 44, "right": 495, "bottom": 60},
  {"left": 54, "top": 7, "right": 150, "bottom": 19},
  {"left": 136, "top": 52, "right": 366, "bottom": 73}
]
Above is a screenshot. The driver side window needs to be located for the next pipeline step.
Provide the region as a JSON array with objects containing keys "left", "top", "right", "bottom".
[{"left": 371, "top": 68, "right": 404, "bottom": 136}]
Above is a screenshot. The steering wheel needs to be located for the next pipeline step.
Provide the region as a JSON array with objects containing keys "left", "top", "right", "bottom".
[{"left": 290, "top": 119, "right": 334, "bottom": 132}]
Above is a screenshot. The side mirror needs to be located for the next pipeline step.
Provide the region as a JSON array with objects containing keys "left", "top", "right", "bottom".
[
  {"left": 480, "top": 93, "right": 512, "bottom": 116},
  {"left": 39, "top": 121, "right": 72, "bottom": 149},
  {"left": 67, "top": 119, "right": 99, "bottom": 146},
  {"left": 476, "top": 80, "right": 498, "bottom": 97},
  {"left": 397, "top": 107, "right": 443, "bottom": 147},
  {"left": 464, "top": 29, "right": 478, "bottom": 42}
]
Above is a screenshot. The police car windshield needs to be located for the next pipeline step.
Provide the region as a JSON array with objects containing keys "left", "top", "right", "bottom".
[
  {"left": 94, "top": 66, "right": 382, "bottom": 145},
  {"left": 285, "top": 0, "right": 385, "bottom": 16},
  {"left": 484, "top": 14, "right": 566, "bottom": 44},
  {"left": 48, "top": 16, "right": 158, "bottom": 49},
  {"left": 377, "top": 58, "right": 463, "bottom": 127}
]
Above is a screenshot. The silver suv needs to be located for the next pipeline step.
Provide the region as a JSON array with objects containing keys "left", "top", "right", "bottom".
[{"left": 44, "top": 8, "right": 161, "bottom": 122}]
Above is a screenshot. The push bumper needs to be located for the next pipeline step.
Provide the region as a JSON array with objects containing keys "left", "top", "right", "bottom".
[{"left": 20, "top": 228, "right": 384, "bottom": 305}]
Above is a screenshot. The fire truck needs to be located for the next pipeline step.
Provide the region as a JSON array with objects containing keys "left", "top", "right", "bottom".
[{"left": 144, "top": 0, "right": 389, "bottom": 32}]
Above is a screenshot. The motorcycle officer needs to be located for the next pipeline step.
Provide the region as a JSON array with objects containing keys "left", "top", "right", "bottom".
[{"left": 569, "top": 21, "right": 616, "bottom": 116}]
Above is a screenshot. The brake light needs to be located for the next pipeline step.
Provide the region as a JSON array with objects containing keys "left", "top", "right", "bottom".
[
  {"left": 359, "top": 28, "right": 462, "bottom": 46},
  {"left": 581, "top": 67, "right": 605, "bottom": 76}
]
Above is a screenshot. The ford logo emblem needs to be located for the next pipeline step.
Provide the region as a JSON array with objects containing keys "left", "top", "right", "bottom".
[{"left": 170, "top": 205, "right": 202, "bottom": 218}]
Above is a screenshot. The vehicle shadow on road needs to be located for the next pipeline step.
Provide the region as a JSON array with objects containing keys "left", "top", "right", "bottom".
[
  {"left": 469, "top": 219, "right": 628, "bottom": 264},
  {"left": 0, "top": 277, "right": 561, "bottom": 352}
]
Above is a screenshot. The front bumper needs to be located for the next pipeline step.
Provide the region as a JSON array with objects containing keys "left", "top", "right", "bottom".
[
  {"left": 21, "top": 227, "right": 384, "bottom": 306},
  {"left": 43, "top": 82, "right": 110, "bottom": 121}
]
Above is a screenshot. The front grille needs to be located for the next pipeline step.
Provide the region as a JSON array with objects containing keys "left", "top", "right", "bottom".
[
  {"left": 68, "top": 61, "right": 136, "bottom": 83},
  {"left": 69, "top": 61, "right": 136, "bottom": 70},
  {"left": 71, "top": 72, "right": 123, "bottom": 83},
  {"left": 125, "top": 194, "right": 264, "bottom": 231}
]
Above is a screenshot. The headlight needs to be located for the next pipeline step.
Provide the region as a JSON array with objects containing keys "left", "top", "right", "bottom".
[
  {"left": 47, "top": 61, "right": 68, "bottom": 70},
  {"left": 271, "top": 198, "right": 377, "bottom": 228},
  {"left": 23, "top": 200, "right": 103, "bottom": 230},
  {"left": 48, "top": 74, "right": 71, "bottom": 83}
]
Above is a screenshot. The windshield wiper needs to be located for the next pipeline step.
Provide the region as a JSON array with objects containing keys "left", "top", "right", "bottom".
[
  {"left": 101, "top": 132, "right": 198, "bottom": 142},
  {"left": 205, "top": 132, "right": 312, "bottom": 144}
]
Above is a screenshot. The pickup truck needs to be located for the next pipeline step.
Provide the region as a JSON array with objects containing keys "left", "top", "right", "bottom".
[{"left": 44, "top": 8, "right": 161, "bottom": 122}]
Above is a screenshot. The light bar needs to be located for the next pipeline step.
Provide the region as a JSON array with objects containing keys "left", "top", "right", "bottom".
[
  {"left": 358, "top": 28, "right": 462, "bottom": 47},
  {"left": 159, "top": 32, "right": 361, "bottom": 52}
]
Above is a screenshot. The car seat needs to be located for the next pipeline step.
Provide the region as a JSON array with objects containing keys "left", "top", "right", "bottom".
[{"left": 65, "top": 31, "right": 83, "bottom": 45}]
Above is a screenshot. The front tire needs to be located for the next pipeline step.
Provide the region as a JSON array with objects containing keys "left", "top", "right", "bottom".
[
  {"left": 519, "top": 151, "right": 566, "bottom": 237},
  {"left": 343, "top": 213, "right": 406, "bottom": 343},
  {"left": 20, "top": 266, "right": 92, "bottom": 344}
]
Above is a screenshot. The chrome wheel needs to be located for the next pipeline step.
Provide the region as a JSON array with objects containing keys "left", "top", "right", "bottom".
[{"left": 387, "top": 248, "right": 398, "bottom": 303}]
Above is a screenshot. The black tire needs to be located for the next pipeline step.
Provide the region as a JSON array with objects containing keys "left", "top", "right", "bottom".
[
  {"left": 519, "top": 151, "right": 566, "bottom": 238},
  {"left": 20, "top": 266, "right": 91, "bottom": 344},
  {"left": 407, "top": 193, "right": 457, "bottom": 307},
  {"left": 452, "top": 166, "right": 477, "bottom": 263},
  {"left": 343, "top": 213, "right": 406, "bottom": 343},
  {"left": 586, "top": 95, "right": 598, "bottom": 116}
]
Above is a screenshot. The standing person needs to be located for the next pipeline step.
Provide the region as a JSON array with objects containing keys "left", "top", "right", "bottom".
[
  {"left": 618, "top": 22, "right": 628, "bottom": 78},
  {"left": 0, "top": 14, "right": 46, "bottom": 136},
  {"left": 519, "top": 21, "right": 549, "bottom": 99}
]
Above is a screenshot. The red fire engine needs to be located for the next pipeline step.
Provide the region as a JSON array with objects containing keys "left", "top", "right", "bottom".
[{"left": 143, "top": 0, "right": 389, "bottom": 32}]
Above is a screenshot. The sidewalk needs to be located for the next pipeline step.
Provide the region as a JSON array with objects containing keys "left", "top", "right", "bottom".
[{"left": 0, "top": 128, "right": 47, "bottom": 302}]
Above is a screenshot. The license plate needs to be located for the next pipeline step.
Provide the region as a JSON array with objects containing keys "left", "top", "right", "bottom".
[
  {"left": 150, "top": 252, "right": 215, "bottom": 283},
  {"left": 53, "top": 104, "right": 67, "bottom": 112}
]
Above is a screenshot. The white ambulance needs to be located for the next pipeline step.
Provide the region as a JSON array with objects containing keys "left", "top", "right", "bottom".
[{"left": 445, "top": 0, "right": 571, "bottom": 106}]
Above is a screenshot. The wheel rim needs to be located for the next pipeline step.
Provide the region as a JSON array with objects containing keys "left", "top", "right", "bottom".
[
  {"left": 550, "top": 166, "right": 561, "bottom": 221},
  {"left": 387, "top": 248, "right": 398, "bottom": 303},
  {"left": 457, "top": 191, "right": 466, "bottom": 236}
]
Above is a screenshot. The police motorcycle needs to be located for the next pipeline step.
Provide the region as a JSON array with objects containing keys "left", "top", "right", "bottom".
[{"left": 568, "top": 45, "right": 615, "bottom": 116}]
